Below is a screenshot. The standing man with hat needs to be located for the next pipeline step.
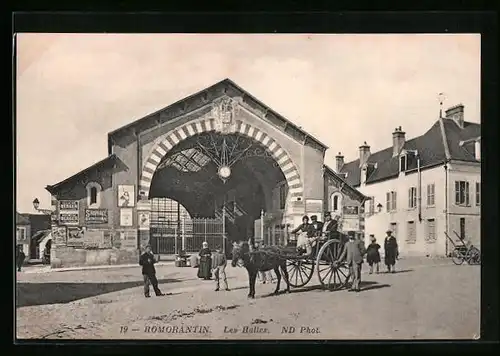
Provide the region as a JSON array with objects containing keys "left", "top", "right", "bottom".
[
  {"left": 337, "top": 234, "right": 366, "bottom": 292},
  {"left": 139, "top": 244, "right": 164, "bottom": 298},
  {"left": 384, "top": 229, "right": 399, "bottom": 273}
]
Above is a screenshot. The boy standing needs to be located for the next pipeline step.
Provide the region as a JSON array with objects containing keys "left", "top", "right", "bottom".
[{"left": 212, "top": 246, "right": 230, "bottom": 292}]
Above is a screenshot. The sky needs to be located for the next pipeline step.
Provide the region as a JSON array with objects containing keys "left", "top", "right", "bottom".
[{"left": 15, "top": 34, "right": 481, "bottom": 213}]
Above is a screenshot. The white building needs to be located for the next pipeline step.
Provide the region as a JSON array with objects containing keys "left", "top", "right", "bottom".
[{"left": 336, "top": 104, "right": 480, "bottom": 257}]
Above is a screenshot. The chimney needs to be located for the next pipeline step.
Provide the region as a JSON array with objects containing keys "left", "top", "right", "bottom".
[
  {"left": 392, "top": 126, "right": 406, "bottom": 157},
  {"left": 475, "top": 138, "right": 481, "bottom": 160},
  {"left": 335, "top": 152, "right": 344, "bottom": 172},
  {"left": 445, "top": 104, "right": 464, "bottom": 129},
  {"left": 359, "top": 142, "right": 370, "bottom": 167}
]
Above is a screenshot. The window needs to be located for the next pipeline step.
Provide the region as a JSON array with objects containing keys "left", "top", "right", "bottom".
[
  {"left": 86, "top": 182, "right": 102, "bottom": 209},
  {"left": 425, "top": 218, "right": 436, "bottom": 243},
  {"left": 408, "top": 187, "right": 417, "bottom": 209},
  {"left": 460, "top": 218, "right": 466, "bottom": 239},
  {"left": 279, "top": 183, "right": 287, "bottom": 210},
  {"left": 90, "top": 187, "right": 98, "bottom": 205},
  {"left": 455, "top": 181, "right": 470, "bottom": 206},
  {"left": 406, "top": 221, "right": 416, "bottom": 243},
  {"left": 331, "top": 193, "right": 342, "bottom": 214},
  {"left": 399, "top": 155, "right": 407, "bottom": 172},
  {"left": 427, "top": 183, "right": 435, "bottom": 206},
  {"left": 367, "top": 196, "right": 375, "bottom": 215},
  {"left": 475, "top": 182, "right": 480, "bottom": 206},
  {"left": 16, "top": 226, "right": 27, "bottom": 241},
  {"left": 386, "top": 191, "right": 397, "bottom": 212}
]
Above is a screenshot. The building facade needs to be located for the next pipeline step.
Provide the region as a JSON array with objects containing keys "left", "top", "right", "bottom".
[
  {"left": 44, "top": 79, "right": 368, "bottom": 268},
  {"left": 338, "top": 104, "right": 480, "bottom": 256}
]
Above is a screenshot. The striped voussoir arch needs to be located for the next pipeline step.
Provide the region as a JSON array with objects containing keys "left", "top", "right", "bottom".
[{"left": 139, "top": 118, "right": 303, "bottom": 200}]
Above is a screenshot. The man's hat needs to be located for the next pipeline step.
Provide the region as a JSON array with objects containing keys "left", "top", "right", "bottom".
[
  {"left": 324, "top": 211, "right": 331, "bottom": 217},
  {"left": 302, "top": 215, "right": 309, "bottom": 220},
  {"left": 386, "top": 229, "right": 392, "bottom": 234},
  {"left": 310, "top": 215, "right": 318, "bottom": 220}
]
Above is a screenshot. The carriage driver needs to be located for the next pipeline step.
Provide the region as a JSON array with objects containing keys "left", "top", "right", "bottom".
[{"left": 291, "top": 215, "right": 316, "bottom": 256}]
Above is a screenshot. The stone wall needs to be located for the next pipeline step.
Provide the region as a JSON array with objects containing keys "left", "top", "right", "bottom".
[{"left": 51, "top": 246, "right": 140, "bottom": 268}]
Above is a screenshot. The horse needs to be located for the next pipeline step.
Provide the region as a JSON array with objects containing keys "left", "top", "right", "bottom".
[{"left": 231, "top": 241, "right": 291, "bottom": 299}]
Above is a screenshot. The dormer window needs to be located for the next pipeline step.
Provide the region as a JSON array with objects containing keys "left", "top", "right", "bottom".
[
  {"left": 86, "top": 182, "right": 102, "bottom": 209},
  {"left": 399, "top": 154, "right": 407, "bottom": 172}
]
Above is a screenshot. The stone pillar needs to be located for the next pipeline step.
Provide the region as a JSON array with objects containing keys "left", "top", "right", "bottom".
[{"left": 137, "top": 199, "right": 151, "bottom": 252}]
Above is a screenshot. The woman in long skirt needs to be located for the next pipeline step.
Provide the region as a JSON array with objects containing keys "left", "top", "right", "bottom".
[
  {"left": 366, "top": 235, "right": 381, "bottom": 274},
  {"left": 197, "top": 241, "right": 212, "bottom": 280}
]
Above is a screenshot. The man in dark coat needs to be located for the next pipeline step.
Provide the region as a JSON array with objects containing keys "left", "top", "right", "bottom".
[
  {"left": 384, "top": 230, "right": 399, "bottom": 273},
  {"left": 16, "top": 245, "right": 26, "bottom": 272},
  {"left": 310, "top": 215, "right": 324, "bottom": 237},
  {"left": 320, "top": 212, "right": 339, "bottom": 240},
  {"left": 139, "top": 244, "right": 164, "bottom": 298}
]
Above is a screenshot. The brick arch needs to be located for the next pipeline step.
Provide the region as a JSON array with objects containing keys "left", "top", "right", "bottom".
[{"left": 139, "top": 118, "right": 303, "bottom": 200}]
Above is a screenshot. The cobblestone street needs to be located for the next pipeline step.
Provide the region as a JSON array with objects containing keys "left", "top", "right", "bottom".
[{"left": 16, "top": 258, "right": 480, "bottom": 340}]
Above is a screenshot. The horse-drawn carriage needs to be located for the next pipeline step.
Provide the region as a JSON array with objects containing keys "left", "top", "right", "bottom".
[
  {"left": 285, "top": 233, "right": 351, "bottom": 290},
  {"left": 232, "top": 231, "right": 352, "bottom": 298},
  {"left": 445, "top": 231, "right": 481, "bottom": 265}
]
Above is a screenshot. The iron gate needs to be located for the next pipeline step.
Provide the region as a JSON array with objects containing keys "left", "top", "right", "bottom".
[{"left": 150, "top": 217, "right": 225, "bottom": 254}]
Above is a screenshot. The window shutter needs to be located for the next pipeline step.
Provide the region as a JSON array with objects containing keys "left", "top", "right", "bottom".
[
  {"left": 408, "top": 188, "right": 411, "bottom": 208},
  {"left": 393, "top": 192, "right": 397, "bottom": 210},
  {"left": 465, "top": 182, "right": 470, "bottom": 206},
  {"left": 455, "top": 181, "right": 460, "bottom": 204},
  {"left": 386, "top": 192, "right": 390, "bottom": 211}
]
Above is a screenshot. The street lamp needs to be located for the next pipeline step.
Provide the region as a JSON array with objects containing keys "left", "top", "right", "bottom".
[
  {"left": 438, "top": 92, "right": 446, "bottom": 118},
  {"left": 376, "top": 203, "right": 383, "bottom": 213},
  {"left": 32, "top": 197, "right": 53, "bottom": 215}
]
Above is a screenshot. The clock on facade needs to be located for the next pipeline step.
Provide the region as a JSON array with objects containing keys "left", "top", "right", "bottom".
[{"left": 218, "top": 166, "right": 231, "bottom": 179}]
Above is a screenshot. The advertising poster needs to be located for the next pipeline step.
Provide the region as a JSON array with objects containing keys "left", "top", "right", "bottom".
[
  {"left": 120, "top": 208, "right": 133, "bottom": 227},
  {"left": 118, "top": 185, "right": 135, "bottom": 208},
  {"left": 120, "top": 230, "right": 138, "bottom": 250},
  {"left": 138, "top": 211, "right": 150, "bottom": 229},
  {"left": 58, "top": 200, "right": 80, "bottom": 226},
  {"left": 85, "top": 209, "right": 108, "bottom": 224}
]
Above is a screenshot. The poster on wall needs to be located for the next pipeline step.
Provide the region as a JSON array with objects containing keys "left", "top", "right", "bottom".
[
  {"left": 85, "top": 209, "right": 108, "bottom": 224},
  {"left": 52, "top": 226, "right": 68, "bottom": 245},
  {"left": 67, "top": 226, "right": 85, "bottom": 247},
  {"left": 305, "top": 199, "right": 323, "bottom": 215},
  {"left": 58, "top": 200, "right": 80, "bottom": 225},
  {"left": 120, "top": 208, "right": 134, "bottom": 227},
  {"left": 120, "top": 230, "right": 138, "bottom": 250},
  {"left": 118, "top": 185, "right": 135, "bottom": 207},
  {"left": 342, "top": 217, "right": 360, "bottom": 232},
  {"left": 138, "top": 211, "right": 150, "bottom": 229},
  {"left": 343, "top": 205, "right": 359, "bottom": 216}
]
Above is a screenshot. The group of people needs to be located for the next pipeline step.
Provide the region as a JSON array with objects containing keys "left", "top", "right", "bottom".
[
  {"left": 138, "top": 211, "right": 400, "bottom": 297},
  {"left": 337, "top": 229, "right": 399, "bottom": 292},
  {"left": 197, "top": 241, "right": 230, "bottom": 292},
  {"left": 290, "top": 212, "right": 342, "bottom": 256},
  {"left": 139, "top": 241, "right": 231, "bottom": 298}
]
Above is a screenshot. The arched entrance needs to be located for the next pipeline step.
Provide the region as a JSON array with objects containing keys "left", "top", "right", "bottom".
[{"left": 138, "top": 97, "right": 304, "bottom": 253}]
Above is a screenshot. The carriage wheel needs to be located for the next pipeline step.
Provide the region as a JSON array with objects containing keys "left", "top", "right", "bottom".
[
  {"left": 286, "top": 259, "right": 314, "bottom": 288},
  {"left": 466, "top": 247, "right": 481, "bottom": 265},
  {"left": 451, "top": 248, "right": 464, "bottom": 265},
  {"left": 316, "top": 239, "right": 350, "bottom": 291}
]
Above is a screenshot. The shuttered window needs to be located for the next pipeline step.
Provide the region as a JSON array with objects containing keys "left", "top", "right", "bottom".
[
  {"left": 455, "top": 181, "right": 470, "bottom": 206},
  {"left": 406, "top": 221, "right": 416, "bottom": 244},
  {"left": 408, "top": 187, "right": 417, "bottom": 208},
  {"left": 425, "top": 218, "right": 436, "bottom": 243}
]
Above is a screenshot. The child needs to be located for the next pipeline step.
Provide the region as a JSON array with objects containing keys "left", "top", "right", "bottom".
[
  {"left": 366, "top": 235, "right": 381, "bottom": 274},
  {"left": 212, "top": 246, "right": 230, "bottom": 292}
]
